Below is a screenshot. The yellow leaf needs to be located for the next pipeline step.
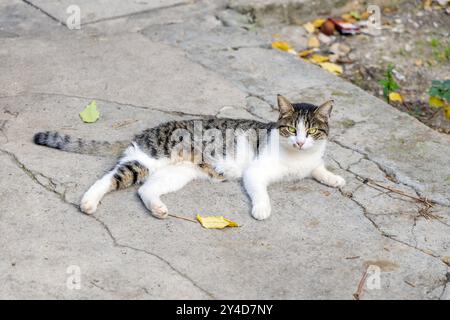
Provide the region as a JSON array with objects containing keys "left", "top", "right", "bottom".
[
  {"left": 312, "top": 19, "right": 326, "bottom": 28},
  {"left": 444, "top": 105, "right": 450, "bottom": 119},
  {"left": 429, "top": 96, "right": 445, "bottom": 108},
  {"left": 303, "top": 22, "right": 315, "bottom": 33},
  {"left": 79, "top": 100, "right": 100, "bottom": 123},
  {"left": 389, "top": 92, "right": 404, "bottom": 103},
  {"left": 271, "top": 41, "right": 292, "bottom": 52},
  {"left": 307, "top": 36, "right": 320, "bottom": 48},
  {"left": 360, "top": 11, "right": 372, "bottom": 20},
  {"left": 309, "top": 54, "right": 330, "bottom": 64},
  {"left": 196, "top": 214, "right": 238, "bottom": 229},
  {"left": 319, "top": 62, "right": 343, "bottom": 75},
  {"left": 298, "top": 49, "right": 314, "bottom": 58},
  {"left": 341, "top": 13, "right": 357, "bottom": 23}
]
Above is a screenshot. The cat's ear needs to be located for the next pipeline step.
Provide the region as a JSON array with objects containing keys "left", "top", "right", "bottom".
[
  {"left": 315, "top": 100, "right": 334, "bottom": 121},
  {"left": 277, "top": 94, "right": 294, "bottom": 117}
]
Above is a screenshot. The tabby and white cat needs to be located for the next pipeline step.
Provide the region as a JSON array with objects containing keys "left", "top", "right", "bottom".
[{"left": 34, "top": 95, "right": 345, "bottom": 220}]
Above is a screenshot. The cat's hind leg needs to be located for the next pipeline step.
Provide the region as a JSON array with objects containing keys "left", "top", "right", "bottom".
[
  {"left": 80, "top": 160, "right": 149, "bottom": 214},
  {"left": 138, "top": 162, "right": 207, "bottom": 219}
]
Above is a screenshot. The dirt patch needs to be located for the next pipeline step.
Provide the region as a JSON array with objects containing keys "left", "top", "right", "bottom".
[
  {"left": 262, "top": 0, "right": 449, "bottom": 133},
  {"left": 341, "top": 0, "right": 449, "bottom": 133}
]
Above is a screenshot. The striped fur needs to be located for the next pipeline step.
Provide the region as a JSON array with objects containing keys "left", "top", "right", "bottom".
[
  {"left": 33, "top": 95, "right": 339, "bottom": 219},
  {"left": 34, "top": 131, "right": 129, "bottom": 157},
  {"left": 112, "top": 160, "right": 149, "bottom": 190}
]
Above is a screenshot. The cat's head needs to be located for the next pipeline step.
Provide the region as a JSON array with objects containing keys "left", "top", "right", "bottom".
[{"left": 276, "top": 94, "right": 333, "bottom": 151}]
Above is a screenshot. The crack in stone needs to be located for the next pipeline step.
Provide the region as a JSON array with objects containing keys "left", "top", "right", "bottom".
[
  {"left": 330, "top": 137, "right": 449, "bottom": 208},
  {"left": 21, "top": 0, "right": 62, "bottom": 24},
  {"left": 82, "top": 1, "right": 195, "bottom": 26},
  {"left": 0, "top": 148, "right": 71, "bottom": 202},
  {"left": 0, "top": 120, "right": 9, "bottom": 143},
  {"left": 4, "top": 90, "right": 270, "bottom": 124},
  {"left": 330, "top": 151, "right": 446, "bottom": 264},
  {"left": 0, "top": 148, "right": 215, "bottom": 299},
  {"left": 1, "top": 91, "right": 216, "bottom": 119},
  {"left": 22, "top": 0, "right": 196, "bottom": 28},
  {"left": 439, "top": 273, "right": 450, "bottom": 300}
]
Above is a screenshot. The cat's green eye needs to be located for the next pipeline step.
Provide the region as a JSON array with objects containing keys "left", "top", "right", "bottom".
[
  {"left": 287, "top": 126, "right": 297, "bottom": 134},
  {"left": 307, "top": 127, "right": 318, "bottom": 135}
]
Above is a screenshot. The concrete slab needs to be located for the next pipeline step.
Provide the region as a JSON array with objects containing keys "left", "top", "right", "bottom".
[
  {"left": 0, "top": 0, "right": 62, "bottom": 38},
  {"left": 25, "top": 0, "right": 192, "bottom": 25},
  {"left": 0, "top": 33, "right": 247, "bottom": 115},
  {"left": 0, "top": 0, "right": 448, "bottom": 299}
]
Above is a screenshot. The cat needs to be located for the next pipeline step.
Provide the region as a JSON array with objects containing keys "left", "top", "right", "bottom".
[{"left": 33, "top": 95, "right": 345, "bottom": 220}]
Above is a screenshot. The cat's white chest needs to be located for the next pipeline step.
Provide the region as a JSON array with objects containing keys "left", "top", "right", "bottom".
[{"left": 214, "top": 140, "right": 326, "bottom": 180}]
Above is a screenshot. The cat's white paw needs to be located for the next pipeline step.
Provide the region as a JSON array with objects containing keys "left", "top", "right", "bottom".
[
  {"left": 251, "top": 202, "right": 271, "bottom": 220},
  {"left": 150, "top": 202, "right": 169, "bottom": 219},
  {"left": 80, "top": 196, "right": 98, "bottom": 215},
  {"left": 326, "top": 175, "right": 346, "bottom": 188}
]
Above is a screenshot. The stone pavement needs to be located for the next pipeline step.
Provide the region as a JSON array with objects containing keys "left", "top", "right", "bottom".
[{"left": 0, "top": 0, "right": 448, "bottom": 299}]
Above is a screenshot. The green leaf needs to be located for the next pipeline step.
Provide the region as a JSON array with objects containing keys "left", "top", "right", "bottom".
[
  {"left": 429, "top": 87, "right": 440, "bottom": 97},
  {"left": 443, "top": 79, "right": 450, "bottom": 87},
  {"left": 79, "top": 100, "right": 100, "bottom": 123},
  {"left": 350, "top": 11, "right": 361, "bottom": 20},
  {"left": 444, "top": 91, "right": 450, "bottom": 103}
]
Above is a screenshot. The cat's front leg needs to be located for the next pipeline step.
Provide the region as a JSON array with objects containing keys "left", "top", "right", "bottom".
[
  {"left": 243, "top": 167, "right": 272, "bottom": 220},
  {"left": 311, "top": 163, "right": 346, "bottom": 188}
]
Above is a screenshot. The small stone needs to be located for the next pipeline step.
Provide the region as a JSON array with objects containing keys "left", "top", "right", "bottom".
[
  {"left": 318, "top": 33, "right": 333, "bottom": 45},
  {"left": 404, "top": 43, "right": 413, "bottom": 52}
]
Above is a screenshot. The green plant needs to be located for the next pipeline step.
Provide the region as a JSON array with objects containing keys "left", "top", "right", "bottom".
[
  {"left": 379, "top": 64, "right": 399, "bottom": 100},
  {"left": 429, "top": 80, "right": 450, "bottom": 103},
  {"left": 430, "top": 38, "right": 450, "bottom": 62}
]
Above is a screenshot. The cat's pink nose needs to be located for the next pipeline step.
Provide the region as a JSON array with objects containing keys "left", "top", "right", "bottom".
[{"left": 295, "top": 141, "right": 304, "bottom": 149}]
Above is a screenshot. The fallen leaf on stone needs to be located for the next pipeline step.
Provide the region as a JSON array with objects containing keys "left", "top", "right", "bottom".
[
  {"left": 79, "top": 100, "right": 100, "bottom": 123},
  {"left": 389, "top": 92, "right": 404, "bottom": 103},
  {"left": 298, "top": 49, "right": 315, "bottom": 58},
  {"left": 360, "top": 11, "right": 373, "bottom": 20},
  {"left": 271, "top": 41, "right": 293, "bottom": 52},
  {"left": 313, "top": 18, "right": 326, "bottom": 28},
  {"left": 319, "top": 62, "right": 343, "bottom": 75},
  {"left": 309, "top": 54, "right": 330, "bottom": 64},
  {"left": 350, "top": 11, "right": 361, "bottom": 20},
  {"left": 429, "top": 96, "right": 445, "bottom": 108},
  {"left": 332, "top": 19, "right": 361, "bottom": 35},
  {"left": 196, "top": 214, "right": 238, "bottom": 229},
  {"left": 445, "top": 105, "right": 450, "bottom": 119},
  {"left": 307, "top": 36, "right": 320, "bottom": 48},
  {"left": 303, "top": 22, "right": 315, "bottom": 33},
  {"left": 320, "top": 19, "right": 336, "bottom": 36},
  {"left": 341, "top": 13, "right": 357, "bottom": 23}
]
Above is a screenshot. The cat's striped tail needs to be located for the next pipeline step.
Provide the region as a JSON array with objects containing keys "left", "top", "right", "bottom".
[{"left": 33, "top": 131, "right": 130, "bottom": 157}]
